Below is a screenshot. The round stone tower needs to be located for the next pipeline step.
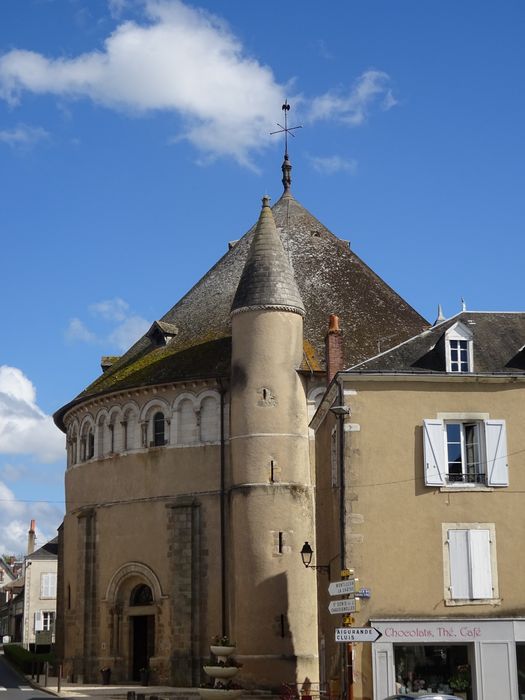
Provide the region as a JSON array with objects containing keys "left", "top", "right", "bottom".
[{"left": 229, "top": 195, "right": 318, "bottom": 688}]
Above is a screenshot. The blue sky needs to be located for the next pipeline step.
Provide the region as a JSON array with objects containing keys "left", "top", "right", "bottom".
[{"left": 1, "top": 0, "right": 524, "bottom": 552}]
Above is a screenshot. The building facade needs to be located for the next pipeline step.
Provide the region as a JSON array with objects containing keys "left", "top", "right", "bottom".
[
  {"left": 312, "top": 311, "right": 525, "bottom": 700},
  {"left": 54, "top": 160, "right": 427, "bottom": 687}
]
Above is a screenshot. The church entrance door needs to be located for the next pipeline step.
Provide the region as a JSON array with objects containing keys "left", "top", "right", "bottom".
[{"left": 132, "top": 615, "right": 155, "bottom": 680}]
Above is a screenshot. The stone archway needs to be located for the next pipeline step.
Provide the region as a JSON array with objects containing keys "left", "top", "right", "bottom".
[{"left": 105, "top": 563, "right": 164, "bottom": 682}]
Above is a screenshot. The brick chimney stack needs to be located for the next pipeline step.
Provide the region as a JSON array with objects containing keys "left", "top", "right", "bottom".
[
  {"left": 27, "top": 519, "right": 36, "bottom": 555},
  {"left": 325, "top": 314, "right": 344, "bottom": 383}
]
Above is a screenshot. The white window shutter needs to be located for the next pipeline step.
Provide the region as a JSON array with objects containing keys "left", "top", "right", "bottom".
[
  {"left": 448, "top": 530, "right": 470, "bottom": 599},
  {"left": 423, "top": 419, "right": 446, "bottom": 486},
  {"left": 485, "top": 420, "right": 509, "bottom": 486},
  {"left": 34, "top": 610, "right": 43, "bottom": 632},
  {"left": 469, "top": 529, "right": 492, "bottom": 598}
]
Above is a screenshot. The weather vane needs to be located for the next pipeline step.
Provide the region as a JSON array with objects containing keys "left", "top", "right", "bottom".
[{"left": 270, "top": 100, "right": 302, "bottom": 158}]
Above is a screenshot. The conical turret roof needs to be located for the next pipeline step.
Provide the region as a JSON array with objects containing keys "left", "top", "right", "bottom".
[
  {"left": 54, "top": 189, "right": 429, "bottom": 430},
  {"left": 231, "top": 195, "right": 304, "bottom": 316}
]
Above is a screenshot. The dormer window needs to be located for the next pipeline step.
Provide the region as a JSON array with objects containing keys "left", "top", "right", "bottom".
[
  {"left": 445, "top": 322, "right": 473, "bottom": 373},
  {"left": 146, "top": 321, "right": 178, "bottom": 347}
]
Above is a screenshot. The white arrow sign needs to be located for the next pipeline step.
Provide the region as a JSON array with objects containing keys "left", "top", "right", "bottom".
[
  {"left": 328, "top": 598, "right": 358, "bottom": 614},
  {"left": 328, "top": 579, "right": 357, "bottom": 596},
  {"left": 335, "top": 627, "right": 382, "bottom": 643}
]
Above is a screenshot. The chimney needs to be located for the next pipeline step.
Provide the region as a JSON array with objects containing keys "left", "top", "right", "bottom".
[
  {"left": 325, "top": 314, "right": 344, "bottom": 383},
  {"left": 27, "top": 520, "right": 36, "bottom": 555}
]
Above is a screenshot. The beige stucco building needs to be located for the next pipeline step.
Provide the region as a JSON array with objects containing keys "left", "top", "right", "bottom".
[
  {"left": 53, "top": 158, "right": 427, "bottom": 688},
  {"left": 312, "top": 311, "right": 525, "bottom": 700}
]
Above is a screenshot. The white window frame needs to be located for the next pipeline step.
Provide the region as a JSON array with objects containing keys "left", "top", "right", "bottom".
[
  {"left": 445, "top": 321, "right": 473, "bottom": 372},
  {"left": 423, "top": 414, "right": 509, "bottom": 488},
  {"left": 40, "top": 572, "right": 57, "bottom": 599},
  {"left": 442, "top": 522, "right": 499, "bottom": 605},
  {"left": 42, "top": 611, "right": 55, "bottom": 632}
]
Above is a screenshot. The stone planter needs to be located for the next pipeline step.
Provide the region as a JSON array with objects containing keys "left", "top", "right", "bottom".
[
  {"left": 198, "top": 644, "right": 242, "bottom": 700},
  {"left": 210, "top": 645, "right": 236, "bottom": 658},
  {"left": 199, "top": 689, "right": 243, "bottom": 700},
  {"left": 203, "top": 666, "right": 239, "bottom": 679}
]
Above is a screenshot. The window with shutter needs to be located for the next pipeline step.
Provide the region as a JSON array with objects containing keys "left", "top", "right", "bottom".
[
  {"left": 40, "top": 572, "right": 57, "bottom": 599},
  {"left": 444, "top": 524, "right": 497, "bottom": 604},
  {"left": 34, "top": 610, "right": 43, "bottom": 632},
  {"left": 423, "top": 417, "right": 509, "bottom": 487}
]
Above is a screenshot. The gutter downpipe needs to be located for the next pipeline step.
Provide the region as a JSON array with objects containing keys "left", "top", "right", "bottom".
[
  {"left": 218, "top": 379, "right": 227, "bottom": 637},
  {"left": 336, "top": 375, "right": 352, "bottom": 700}
]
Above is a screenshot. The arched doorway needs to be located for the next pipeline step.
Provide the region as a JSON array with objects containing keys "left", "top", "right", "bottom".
[
  {"left": 105, "top": 563, "right": 164, "bottom": 682},
  {"left": 130, "top": 584, "right": 155, "bottom": 680}
]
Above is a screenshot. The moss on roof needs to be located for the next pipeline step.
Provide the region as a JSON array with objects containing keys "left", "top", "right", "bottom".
[{"left": 55, "top": 191, "right": 428, "bottom": 430}]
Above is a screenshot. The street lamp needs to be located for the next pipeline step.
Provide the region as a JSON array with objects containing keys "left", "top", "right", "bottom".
[{"left": 300, "top": 542, "right": 330, "bottom": 574}]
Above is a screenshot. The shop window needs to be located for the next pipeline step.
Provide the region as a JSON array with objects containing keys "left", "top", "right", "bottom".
[
  {"left": 516, "top": 644, "right": 525, "bottom": 698},
  {"left": 394, "top": 644, "right": 470, "bottom": 696},
  {"left": 443, "top": 523, "right": 499, "bottom": 604},
  {"left": 423, "top": 418, "right": 508, "bottom": 487}
]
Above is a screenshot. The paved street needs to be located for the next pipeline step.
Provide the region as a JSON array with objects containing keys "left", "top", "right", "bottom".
[{"left": 0, "top": 654, "right": 50, "bottom": 700}]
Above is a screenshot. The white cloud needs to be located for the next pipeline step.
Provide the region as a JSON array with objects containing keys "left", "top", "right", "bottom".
[
  {"left": 66, "top": 299, "right": 149, "bottom": 352},
  {"left": 65, "top": 317, "right": 97, "bottom": 343},
  {"left": 307, "top": 70, "right": 395, "bottom": 126},
  {"left": 382, "top": 89, "right": 398, "bottom": 111},
  {"left": 309, "top": 154, "right": 357, "bottom": 176},
  {"left": 0, "top": 366, "right": 64, "bottom": 463},
  {"left": 89, "top": 297, "right": 129, "bottom": 322},
  {"left": 0, "top": 124, "right": 49, "bottom": 149},
  {"left": 109, "top": 314, "right": 150, "bottom": 351},
  {"left": 0, "top": 481, "right": 63, "bottom": 554},
  {"left": 0, "top": 3, "right": 396, "bottom": 165},
  {"left": 0, "top": 0, "right": 285, "bottom": 165}
]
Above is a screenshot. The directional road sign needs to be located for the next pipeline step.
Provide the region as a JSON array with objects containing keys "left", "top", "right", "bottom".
[
  {"left": 328, "top": 578, "right": 357, "bottom": 596},
  {"left": 335, "top": 627, "right": 382, "bottom": 643},
  {"left": 329, "top": 598, "right": 358, "bottom": 614}
]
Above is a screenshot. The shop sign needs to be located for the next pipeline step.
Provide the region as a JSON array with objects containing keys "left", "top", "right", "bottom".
[{"left": 373, "top": 619, "right": 514, "bottom": 642}]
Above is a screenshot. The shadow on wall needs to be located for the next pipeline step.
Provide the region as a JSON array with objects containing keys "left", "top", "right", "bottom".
[{"left": 235, "top": 570, "right": 296, "bottom": 690}]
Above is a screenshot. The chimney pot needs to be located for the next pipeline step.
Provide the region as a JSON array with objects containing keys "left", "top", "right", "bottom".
[
  {"left": 328, "top": 314, "right": 340, "bottom": 334},
  {"left": 325, "top": 315, "right": 344, "bottom": 383}
]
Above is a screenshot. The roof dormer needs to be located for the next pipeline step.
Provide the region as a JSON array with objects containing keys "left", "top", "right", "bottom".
[
  {"left": 445, "top": 321, "right": 474, "bottom": 373},
  {"left": 146, "top": 321, "right": 179, "bottom": 347}
]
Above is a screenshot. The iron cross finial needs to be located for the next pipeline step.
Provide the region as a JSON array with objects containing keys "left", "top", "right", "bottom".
[{"left": 270, "top": 100, "right": 302, "bottom": 158}]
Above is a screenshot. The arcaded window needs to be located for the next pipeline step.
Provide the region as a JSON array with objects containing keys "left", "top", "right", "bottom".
[{"left": 153, "top": 412, "right": 165, "bottom": 446}]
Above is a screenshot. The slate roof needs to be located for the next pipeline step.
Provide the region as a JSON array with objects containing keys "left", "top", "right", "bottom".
[
  {"left": 54, "top": 189, "right": 428, "bottom": 430},
  {"left": 346, "top": 312, "right": 525, "bottom": 374},
  {"left": 232, "top": 195, "right": 305, "bottom": 316},
  {"left": 29, "top": 537, "right": 58, "bottom": 559}
]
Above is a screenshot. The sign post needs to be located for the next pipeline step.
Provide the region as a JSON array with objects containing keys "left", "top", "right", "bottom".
[
  {"left": 328, "top": 598, "right": 359, "bottom": 615},
  {"left": 335, "top": 628, "right": 382, "bottom": 643}
]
